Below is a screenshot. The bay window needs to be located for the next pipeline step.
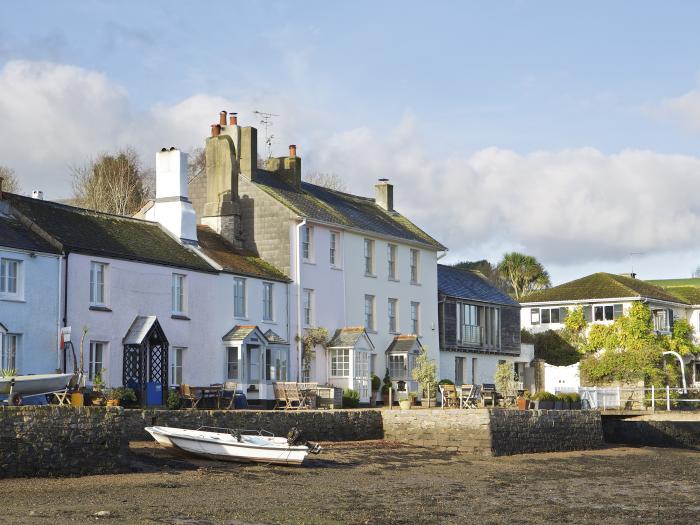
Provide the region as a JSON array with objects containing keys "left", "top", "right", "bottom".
[{"left": 330, "top": 348, "right": 350, "bottom": 377}]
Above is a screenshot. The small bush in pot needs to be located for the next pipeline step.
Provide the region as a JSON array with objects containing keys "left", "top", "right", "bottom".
[
  {"left": 166, "top": 389, "right": 182, "bottom": 410},
  {"left": 555, "top": 394, "right": 569, "bottom": 410},
  {"left": 398, "top": 393, "right": 411, "bottom": 410},
  {"left": 342, "top": 388, "right": 360, "bottom": 408},
  {"left": 381, "top": 369, "right": 394, "bottom": 406},
  {"left": 516, "top": 390, "right": 530, "bottom": 410},
  {"left": 370, "top": 374, "right": 381, "bottom": 406},
  {"left": 106, "top": 386, "right": 137, "bottom": 407},
  {"left": 531, "top": 391, "right": 556, "bottom": 410}
]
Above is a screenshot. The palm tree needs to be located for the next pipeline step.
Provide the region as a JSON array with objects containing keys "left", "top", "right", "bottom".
[{"left": 497, "top": 252, "right": 551, "bottom": 300}]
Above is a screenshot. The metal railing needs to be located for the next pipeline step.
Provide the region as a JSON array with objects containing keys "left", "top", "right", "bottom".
[{"left": 556, "top": 386, "right": 700, "bottom": 411}]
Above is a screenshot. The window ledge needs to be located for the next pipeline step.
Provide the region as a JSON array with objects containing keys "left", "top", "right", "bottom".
[
  {"left": 365, "top": 329, "right": 378, "bottom": 334},
  {"left": 410, "top": 281, "right": 421, "bottom": 286},
  {"left": 234, "top": 316, "right": 249, "bottom": 321},
  {"left": 89, "top": 305, "right": 112, "bottom": 312},
  {"left": 0, "top": 297, "right": 25, "bottom": 303},
  {"left": 302, "top": 260, "right": 316, "bottom": 266},
  {"left": 388, "top": 278, "right": 400, "bottom": 282},
  {"left": 364, "top": 273, "right": 377, "bottom": 278},
  {"left": 330, "top": 265, "right": 343, "bottom": 271},
  {"left": 171, "top": 314, "right": 190, "bottom": 321},
  {"left": 262, "top": 320, "right": 276, "bottom": 325}
]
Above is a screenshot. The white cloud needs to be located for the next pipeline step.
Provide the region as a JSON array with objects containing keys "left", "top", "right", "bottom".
[
  {"left": 656, "top": 80, "right": 700, "bottom": 131},
  {"left": 3, "top": 59, "right": 700, "bottom": 271}
]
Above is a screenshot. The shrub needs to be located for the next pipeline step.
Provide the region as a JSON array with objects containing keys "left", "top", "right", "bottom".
[
  {"left": 526, "top": 329, "right": 580, "bottom": 366},
  {"left": 371, "top": 374, "right": 381, "bottom": 392},
  {"left": 166, "top": 389, "right": 181, "bottom": 410},
  {"left": 342, "top": 388, "right": 360, "bottom": 408},
  {"left": 107, "top": 386, "right": 137, "bottom": 403},
  {"left": 531, "top": 391, "right": 557, "bottom": 401},
  {"left": 411, "top": 347, "right": 438, "bottom": 397},
  {"left": 495, "top": 362, "right": 517, "bottom": 398},
  {"left": 438, "top": 378, "right": 455, "bottom": 385},
  {"left": 381, "top": 369, "right": 393, "bottom": 395}
]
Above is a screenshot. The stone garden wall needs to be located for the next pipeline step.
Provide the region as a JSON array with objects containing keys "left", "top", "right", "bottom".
[
  {"left": 380, "top": 408, "right": 604, "bottom": 456},
  {"left": 602, "top": 413, "right": 700, "bottom": 450},
  {"left": 0, "top": 406, "right": 128, "bottom": 478}
]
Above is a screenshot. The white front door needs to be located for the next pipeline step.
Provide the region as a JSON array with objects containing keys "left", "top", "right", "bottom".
[{"left": 355, "top": 350, "right": 370, "bottom": 403}]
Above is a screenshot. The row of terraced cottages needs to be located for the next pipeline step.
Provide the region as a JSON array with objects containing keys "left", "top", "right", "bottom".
[{"left": 0, "top": 112, "right": 528, "bottom": 405}]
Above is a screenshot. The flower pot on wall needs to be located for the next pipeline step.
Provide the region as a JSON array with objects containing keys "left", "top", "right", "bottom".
[
  {"left": 399, "top": 399, "right": 411, "bottom": 410},
  {"left": 516, "top": 398, "right": 529, "bottom": 410},
  {"left": 538, "top": 400, "right": 554, "bottom": 410},
  {"left": 106, "top": 399, "right": 120, "bottom": 407},
  {"left": 571, "top": 400, "right": 582, "bottom": 410},
  {"left": 554, "top": 401, "right": 564, "bottom": 410}
]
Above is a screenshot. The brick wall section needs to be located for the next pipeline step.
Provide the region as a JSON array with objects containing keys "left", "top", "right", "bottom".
[
  {"left": 489, "top": 409, "right": 604, "bottom": 456},
  {"left": 0, "top": 406, "right": 128, "bottom": 478},
  {"left": 122, "top": 408, "right": 385, "bottom": 442},
  {"left": 381, "top": 408, "right": 492, "bottom": 454}
]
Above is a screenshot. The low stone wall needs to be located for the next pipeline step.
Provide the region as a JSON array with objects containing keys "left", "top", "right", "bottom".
[
  {"left": 0, "top": 406, "right": 127, "bottom": 478},
  {"left": 602, "top": 413, "right": 700, "bottom": 450},
  {"left": 122, "top": 408, "right": 384, "bottom": 442},
  {"left": 380, "top": 409, "right": 604, "bottom": 456}
]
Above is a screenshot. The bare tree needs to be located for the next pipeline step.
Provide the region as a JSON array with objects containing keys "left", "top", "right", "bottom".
[
  {"left": 0, "top": 165, "right": 21, "bottom": 194},
  {"left": 304, "top": 171, "right": 347, "bottom": 192},
  {"left": 71, "top": 147, "right": 152, "bottom": 216},
  {"left": 188, "top": 147, "right": 206, "bottom": 182}
]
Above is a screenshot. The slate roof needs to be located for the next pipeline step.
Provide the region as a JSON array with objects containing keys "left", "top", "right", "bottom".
[
  {"left": 328, "top": 326, "right": 370, "bottom": 348},
  {"left": 0, "top": 211, "right": 60, "bottom": 254},
  {"left": 222, "top": 325, "right": 266, "bottom": 342},
  {"left": 196, "top": 225, "right": 289, "bottom": 282},
  {"left": 438, "top": 264, "right": 519, "bottom": 307},
  {"left": 250, "top": 171, "right": 446, "bottom": 250},
  {"left": 6, "top": 193, "right": 214, "bottom": 273},
  {"left": 123, "top": 316, "right": 159, "bottom": 345},
  {"left": 386, "top": 335, "right": 422, "bottom": 354},
  {"left": 521, "top": 272, "right": 688, "bottom": 305},
  {"left": 264, "top": 329, "right": 288, "bottom": 344}
]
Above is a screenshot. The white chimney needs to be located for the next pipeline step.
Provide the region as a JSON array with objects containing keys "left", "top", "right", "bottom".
[
  {"left": 375, "top": 179, "right": 393, "bottom": 212},
  {"left": 146, "top": 148, "right": 198, "bottom": 244},
  {"left": 31, "top": 190, "right": 44, "bottom": 200}
]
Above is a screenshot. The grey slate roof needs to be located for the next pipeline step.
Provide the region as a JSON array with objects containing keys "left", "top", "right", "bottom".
[
  {"left": 264, "top": 329, "right": 288, "bottom": 344},
  {"left": 123, "top": 316, "right": 158, "bottom": 345},
  {"left": 251, "top": 171, "right": 446, "bottom": 250},
  {"left": 438, "top": 264, "right": 519, "bottom": 307},
  {"left": 222, "top": 325, "right": 267, "bottom": 342},
  {"left": 6, "top": 193, "right": 214, "bottom": 273},
  {"left": 386, "top": 335, "right": 422, "bottom": 354},
  {"left": 0, "top": 212, "right": 60, "bottom": 254},
  {"left": 328, "top": 327, "right": 371, "bottom": 348}
]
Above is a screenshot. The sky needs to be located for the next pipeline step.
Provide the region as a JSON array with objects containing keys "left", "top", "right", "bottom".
[{"left": 2, "top": 1, "right": 700, "bottom": 284}]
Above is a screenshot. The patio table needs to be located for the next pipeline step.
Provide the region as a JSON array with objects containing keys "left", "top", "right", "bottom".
[{"left": 191, "top": 386, "right": 222, "bottom": 409}]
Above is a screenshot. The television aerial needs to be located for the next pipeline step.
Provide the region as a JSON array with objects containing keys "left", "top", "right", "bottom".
[{"left": 254, "top": 110, "right": 279, "bottom": 159}]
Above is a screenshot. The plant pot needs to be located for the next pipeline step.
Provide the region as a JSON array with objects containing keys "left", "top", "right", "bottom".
[
  {"left": 106, "top": 399, "right": 120, "bottom": 407},
  {"left": 382, "top": 393, "right": 390, "bottom": 406},
  {"left": 71, "top": 392, "right": 84, "bottom": 407},
  {"left": 420, "top": 398, "right": 437, "bottom": 408},
  {"left": 554, "top": 401, "right": 564, "bottom": 410},
  {"left": 571, "top": 401, "right": 582, "bottom": 410},
  {"left": 562, "top": 401, "right": 571, "bottom": 410},
  {"left": 539, "top": 400, "right": 554, "bottom": 410},
  {"left": 399, "top": 399, "right": 411, "bottom": 410},
  {"left": 516, "top": 398, "right": 529, "bottom": 410}
]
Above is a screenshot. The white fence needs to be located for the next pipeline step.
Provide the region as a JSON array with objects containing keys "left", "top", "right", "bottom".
[{"left": 555, "top": 386, "right": 700, "bottom": 411}]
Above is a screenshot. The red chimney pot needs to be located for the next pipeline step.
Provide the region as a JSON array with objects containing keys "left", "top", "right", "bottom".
[
  {"left": 229, "top": 112, "right": 238, "bottom": 126},
  {"left": 219, "top": 111, "right": 227, "bottom": 126},
  {"left": 211, "top": 124, "right": 221, "bottom": 137},
  {"left": 289, "top": 144, "right": 297, "bottom": 158}
]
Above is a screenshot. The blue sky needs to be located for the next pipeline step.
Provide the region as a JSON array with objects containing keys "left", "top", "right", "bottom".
[{"left": 3, "top": 1, "right": 700, "bottom": 284}]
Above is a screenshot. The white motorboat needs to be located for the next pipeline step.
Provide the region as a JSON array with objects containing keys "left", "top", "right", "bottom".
[
  {"left": 0, "top": 373, "right": 74, "bottom": 396},
  {"left": 145, "top": 426, "right": 321, "bottom": 466}
]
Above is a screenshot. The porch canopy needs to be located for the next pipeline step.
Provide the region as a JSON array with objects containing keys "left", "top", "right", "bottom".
[
  {"left": 327, "top": 327, "right": 375, "bottom": 403},
  {"left": 222, "top": 325, "right": 269, "bottom": 387},
  {"left": 122, "top": 316, "right": 169, "bottom": 405},
  {"left": 386, "top": 335, "right": 422, "bottom": 392}
]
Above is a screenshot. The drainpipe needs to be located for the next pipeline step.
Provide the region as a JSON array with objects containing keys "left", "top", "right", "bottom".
[
  {"left": 62, "top": 252, "right": 69, "bottom": 372},
  {"left": 56, "top": 254, "right": 62, "bottom": 372},
  {"left": 295, "top": 218, "right": 307, "bottom": 382}
]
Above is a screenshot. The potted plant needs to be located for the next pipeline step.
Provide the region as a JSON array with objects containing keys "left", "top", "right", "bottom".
[
  {"left": 411, "top": 347, "right": 438, "bottom": 408},
  {"left": 531, "top": 391, "right": 556, "bottom": 410},
  {"left": 381, "top": 369, "right": 394, "bottom": 406},
  {"left": 106, "top": 386, "right": 136, "bottom": 407},
  {"left": 555, "top": 394, "right": 568, "bottom": 410},
  {"left": 568, "top": 392, "right": 582, "bottom": 410},
  {"left": 92, "top": 369, "right": 106, "bottom": 393},
  {"left": 409, "top": 391, "right": 419, "bottom": 406},
  {"left": 495, "top": 362, "right": 518, "bottom": 407},
  {"left": 398, "top": 393, "right": 411, "bottom": 410},
  {"left": 342, "top": 388, "right": 360, "bottom": 408},
  {"left": 516, "top": 390, "right": 530, "bottom": 410},
  {"left": 370, "top": 374, "right": 381, "bottom": 407}
]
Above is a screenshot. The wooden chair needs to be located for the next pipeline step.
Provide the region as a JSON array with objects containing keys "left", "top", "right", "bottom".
[
  {"left": 272, "top": 382, "right": 287, "bottom": 410},
  {"left": 284, "top": 383, "right": 305, "bottom": 410},
  {"left": 179, "top": 384, "right": 200, "bottom": 409},
  {"left": 481, "top": 383, "right": 497, "bottom": 407},
  {"left": 440, "top": 384, "right": 460, "bottom": 408},
  {"left": 218, "top": 381, "right": 237, "bottom": 409},
  {"left": 461, "top": 384, "right": 481, "bottom": 409}
]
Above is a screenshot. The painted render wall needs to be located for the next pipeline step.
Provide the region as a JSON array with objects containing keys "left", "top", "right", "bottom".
[
  {"left": 64, "top": 253, "right": 289, "bottom": 392},
  {"left": 0, "top": 247, "right": 60, "bottom": 374}
]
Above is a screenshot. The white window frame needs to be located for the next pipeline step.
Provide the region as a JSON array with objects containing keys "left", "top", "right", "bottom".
[
  {"left": 0, "top": 258, "right": 22, "bottom": 300},
  {"left": 1, "top": 333, "right": 19, "bottom": 370},
  {"left": 388, "top": 298, "right": 398, "bottom": 333},
  {"left": 301, "top": 225, "right": 314, "bottom": 262},
  {"left": 364, "top": 239, "right": 375, "bottom": 276},
  {"left": 388, "top": 354, "right": 405, "bottom": 380},
  {"left": 170, "top": 347, "right": 184, "bottom": 386},
  {"left": 265, "top": 347, "right": 289, "bottom": 381},
  {"left": 303, "top": 288, "right": 314, "bottom": 326},
  {"left": 171, "top": 273, "right": 186, "bottom": 316},
  {"left": 234, "top": 277, "right": 247, "bottom": 318},
  {"left": 329, "top": 348, "right": 350, "bottom": 377},
  {"left": 387, "top": 243, "right": 398, "bottom": 280},
  {"left": 262, "top": 282, "right": 274, "bottom": 322},
  {"left": 364, "top": 294, "right": 375, "bottom": 331},
  {"left": 329, "top": 231, "right": 341, "bottom": 268},
  {"left": 592, "top": 304, "right": 624, "bottom": 322},
  {"left": 461, "top": 303, "right": 481, "bottom": 345},
  {"left": 410, "top": 249, "right": 420, "bottom": 284},
  {"left": 88, "top": 341, "right": 106, "bottom": 381},
  {"left": 410, "top": 301, "right": 420, "bottom": 335},
  {"left": 89, "top": 262, "right": 108, "bottom": 307},
  {"left": 227, "top": 346, "right": 240, "bottom": 380}
]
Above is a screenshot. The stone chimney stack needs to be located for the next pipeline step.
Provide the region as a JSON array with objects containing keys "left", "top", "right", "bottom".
[
  {"left": 264, "top": 144, "right": 302, "bottom": 189},
  {"left": 148, "top": 148, "right": 198, "bottom": 244},
  {"left": 201, "top": 111, "right": 244, "bottom": 247},
  {"left": 375, "top": 179, "right": 394, "bottom": 212}
]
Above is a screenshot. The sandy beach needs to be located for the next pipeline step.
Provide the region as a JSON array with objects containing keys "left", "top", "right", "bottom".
[{"left": 0, "top": 441, "right": 698, "bottom": 524}]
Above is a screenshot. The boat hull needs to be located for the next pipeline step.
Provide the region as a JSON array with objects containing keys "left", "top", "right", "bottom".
[
  {"left": 145, "top": 426, "right": 310, "bottom": 465},
  {"left": 0, "top": 373, "right": 74, "bottom": 395}
]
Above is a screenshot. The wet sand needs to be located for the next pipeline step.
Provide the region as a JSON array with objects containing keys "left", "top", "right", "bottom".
[{"left": 1, "top": 440, "right": 699, "bottom": 524}]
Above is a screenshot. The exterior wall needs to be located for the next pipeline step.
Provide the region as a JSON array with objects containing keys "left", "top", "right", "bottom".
[
  {"left": 64, "top": 253, "right": 289, "bottom": 394},
  {"left": 0, "top": 246, "right": 60, "bottom": 374},
  {"left": 544, "top": 362, "right": 581, "bottom": 393},
  {"left": 439, "top": 351, "right": 523, "bottom": 385},
  {"left": 343, "top": 232, "right": 440, "bottom": 380}
]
